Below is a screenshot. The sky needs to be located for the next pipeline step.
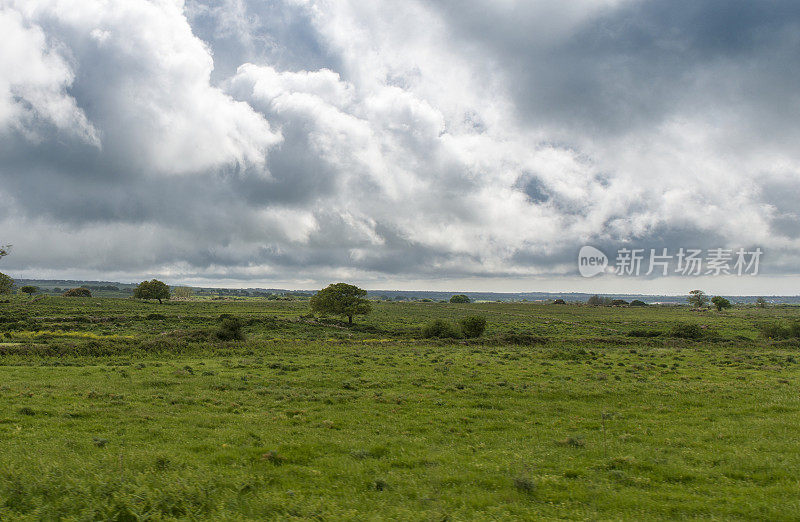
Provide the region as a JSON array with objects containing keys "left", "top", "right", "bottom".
[{"left": 1, "top": 0, "right": 800, "bottom": 294}]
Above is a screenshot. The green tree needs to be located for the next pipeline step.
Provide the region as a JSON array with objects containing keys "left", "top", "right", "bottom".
[
  {"left": 711, "top": 296, "right": 732, "bottom": 311},
  {"left": 449, "top": 294, "right": 470, "bottom": 303},
  {"left": 0, "top": 272, "right": 13, "bottom": 295},
  {"left": 20, "top": 285, "right": 38, "bottom": 297},
  {"left": 687, "top": 289, "right": 708, "bottom": 308},
  {"left": 310, "top": 283, "right": 371, "bottom": 324},
  {"left": 133, "top": 279, "right": 170, "bottom": 304}
]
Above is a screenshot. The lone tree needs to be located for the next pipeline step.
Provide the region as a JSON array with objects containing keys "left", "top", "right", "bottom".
[
  {"left": 711, "top": 296, "right": 732, "bottom": 311},
  {"left": 310, "top": 283, "right": 371, "bottom": 324},
  {"left": 133, "top": 279, "right": 170, "bottom": 304},
  {"left": 20, "top": 285, "right": 38, "bottom": 297},
  {"left": 687, "top": 289, "right": 709, "bottom": 308},
  {"left": 449, "top": 294, "right": 470, "bottom": 303}
]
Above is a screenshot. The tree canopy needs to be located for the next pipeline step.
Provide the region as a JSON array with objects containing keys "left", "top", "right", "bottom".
[
  {"left": 687, "top": 290, "right": 709, "bottom": 308},
  {"left": 711, "top": 296, "right": 732, "bottom": 311},
  {"left": 133, "top": 279, "right": 170, "bottom": 304},
  {"left": 309, "top": 283, "right": 371, "bottom": 324},
  {"left": 0, "top": 273, "right": 13, "bottom": 295},
  {"left": 449, "top": 294, "right": 471, "bottom": 303},
  {"left": 20, "top": 286, "right": 38, "bottom": 296}
]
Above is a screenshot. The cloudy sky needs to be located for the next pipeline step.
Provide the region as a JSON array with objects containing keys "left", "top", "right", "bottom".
[{"left": 1, "top": 0, "right": 799, "bottom": 294}]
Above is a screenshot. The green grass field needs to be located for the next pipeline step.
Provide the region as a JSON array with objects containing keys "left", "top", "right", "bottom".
[{"left": 1, "top": 297, "right": 799, "bottom": 519}]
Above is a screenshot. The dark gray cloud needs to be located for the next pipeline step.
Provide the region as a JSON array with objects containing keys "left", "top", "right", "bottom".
[{"left": 0, "top": 0, "right": 798, "bottom": 291}]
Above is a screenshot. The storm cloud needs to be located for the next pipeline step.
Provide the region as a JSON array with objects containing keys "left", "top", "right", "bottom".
[{"left": 1, "top": 0, "right": 799, "bottom": 291}]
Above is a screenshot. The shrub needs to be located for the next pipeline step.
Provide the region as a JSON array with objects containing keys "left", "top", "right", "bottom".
[
  {"left": 760, "top": 322, "right": 789, "bottom": 339},
  {"left": 759, "top": 321, "right": 800, "bottom": 340},
  {"left": 669, "top": 322, "right": 703, "bottom": 340},
  {"left": 552, "top": 299, "right": 566, "bottom": 305},
  {"left": 449, "top": 294, "right": 470, "bottom": 303},
  {"left": 63, "top": 287, "right": 92, "bottom": 297},
  {"left": 611, "top": 299, "right": 629, "bottom": 306},
  {"left": 216, "top": 317, "right": 245, "bottom": 341},
  {"left": 460, "top": 316, "right": 487, "bottom": 338},
  {"left": 629, "top": 300, "right": 647, "bottom": 307},
  {"left": 422, "top": 319, "right": 461, "bottom": 338}
]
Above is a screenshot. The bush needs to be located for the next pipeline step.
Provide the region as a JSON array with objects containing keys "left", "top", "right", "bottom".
[
  {"left": 611, "top": 299, "right": 629, "bottom": 306},
  {"left": 63, "top": 287, "right": 92, "bottom": 297},
  {"left": 759, "top": 321, "right": 800, "bottom": 340},
  {"left": 422, "top": 319, "right": 461, "bottom": 339},
  {"left": 669, "top": 322, "right": 703, "bottom": 340},
  {"left": 449, "top": 294, "right": 471, "bottom": 304},
  {"left": 460, "top": 316, "right": 487, "bottom": 338},
  {"left": 552, "top": 299, "right": 566, "bottom": 305},
  {"left": 629, "top": 300, "right": 647, "bottom": 307},
  {"left": 216, "top": 317, "right": 245, "bottom": 341}
]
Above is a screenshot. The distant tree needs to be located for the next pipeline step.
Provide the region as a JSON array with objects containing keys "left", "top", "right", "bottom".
[
  {"left": 552, "top": 299, "right": 566, "bottom": 305},
  {"left": 756, "top": 297, "right": 767, "bottom": 308},
  {"left": 63, "top": 287, "right": 92, "bottom": 297},
  {"left": 460, "top": 316, "right": 487, "bottom": 338},
  {"left": 20, "top": 285, "right": 38, "bottom": 297},
  {"left": 629, "top": 300, "right": 647, "bottom": 307},
  {"left": 687, "top": 290, "right": 709, "bottom": 308},
  {"left": 611, "top": 299, "right": 629, "bottom": 306},
  {"left": 711, "top": 296, "right": 732, "bottom": 311},
  {"left": 0, "top": 272, "right": 13, "bottom": 295},
  {"left": 133, "top": 279, "right": 170, "bottom": 304},
  {"left": 52, "top": 287, "right": 62, "bottom": 293},
  {"left": 449, "top": 294, "right": 470, "bottom": 303},
  {"left": 587, "top": 294, "right": 602, "bottom": 306},
  {"left": 310, "top": 283, "right": 371, "bottom": 324},
  {"left": 172, "top": 286, "right": 193, "bottom": 299}
]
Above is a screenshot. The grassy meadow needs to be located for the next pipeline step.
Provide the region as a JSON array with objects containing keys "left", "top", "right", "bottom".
[{"left": 1, "top": 296, "right": 799, "bottom": 519}]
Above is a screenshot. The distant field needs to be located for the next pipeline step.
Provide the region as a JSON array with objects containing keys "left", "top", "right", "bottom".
[{"left": 1, "top": 297, "right": 799, "bottom": 519}]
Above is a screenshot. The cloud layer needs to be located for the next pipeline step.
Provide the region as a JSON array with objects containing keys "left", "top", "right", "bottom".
[{"left": 1, "top": 0, "right": 799, "bottom": 291}]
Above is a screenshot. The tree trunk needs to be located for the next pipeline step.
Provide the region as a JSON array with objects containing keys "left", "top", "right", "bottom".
[
  {"left": 348, "top": 315, "right": 353, "bottom": 324},
  {"left": 158, "top": 298, "right": 162, "bottom": 304}
]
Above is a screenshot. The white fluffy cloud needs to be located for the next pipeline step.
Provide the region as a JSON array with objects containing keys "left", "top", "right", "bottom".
[{"left": 1, "top": 0, "right": 800, "bottom": 291}]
